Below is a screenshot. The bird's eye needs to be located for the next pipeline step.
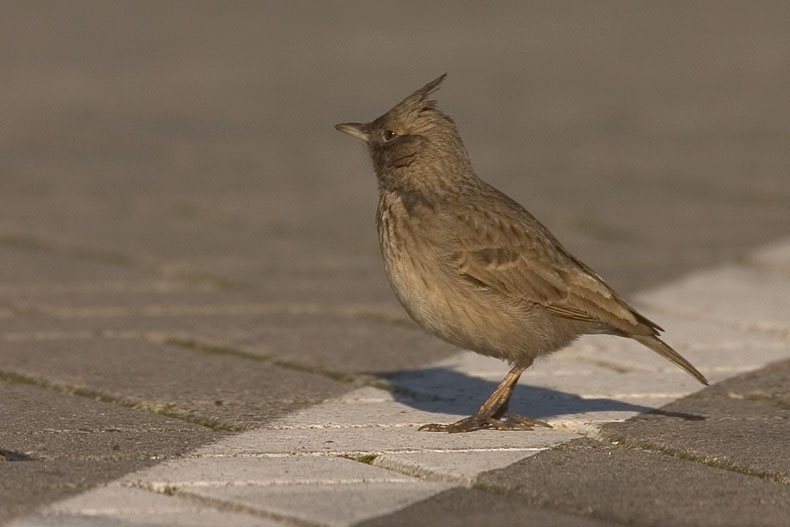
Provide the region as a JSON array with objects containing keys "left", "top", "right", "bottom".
[{"left": 383, "top": 130, "right": 398, "bottom": 142}]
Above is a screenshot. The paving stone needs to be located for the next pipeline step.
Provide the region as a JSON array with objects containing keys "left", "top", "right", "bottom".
[
  {"left": 477, "top": 438, "right": 790, "bottom": 527},
  {"left": 0, "top": 256, "right": 395, "bottom": 308},
  {"left": 187, "top": 481, "right": 453, "bottom": 527},
  {"left": 0, "top": 338, "right": 347, "bottom": 430},
  {"left": 0, "top": 383, "right": 220, "bottom": 461},
  {"left": 750, "top": 241, "right": 790, "bottom": 273},
  {"left": 0, "top": 245, "right": 154, "bottom": 286},
  {"left": 372, "top": 450, "right": 543, "bottom": 485},
  {"left": 114, "top": 457, "right": 444, "bottom": 526},
  {"left": 599, "top": 358, "right": 790, "bottom": 480},
  {"left": 643, "top": 263, "right": 790, "bottom": 332},
  {"left": 573, "top": 310, "right": 789, "bottom": 374},
  {"left": 0, "top": 304, "right": 454, "bottom": 382},
  {"left": 356, "top": 487, "right": 619, "bottom": 527},
  {"left": 193, "top": 313, "right": 455, "bottom": 375},
  {"left": 8, "top": 486, "right": 282, "bottom": 527},
  {"left": 194, "top": 422, "right": 575, "bottom": 460},
  {"left": 708, "top": 355, "right": 790, "bottom": 409},
  {"left": 0, "top": 461, "right": 147, "bottom": 525},
  {"left": 120, "top": 455, "right": 416, "bottom": 488},
  {"left": 0, "top": 383, "right": 222, "bottom": 524},
  {"left": 0, "top": 299, "right": 404, "bottom": 341}
]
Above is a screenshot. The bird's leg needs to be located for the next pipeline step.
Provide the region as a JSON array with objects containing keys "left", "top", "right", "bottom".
[{"left": 419, "top": 364, "right": 551, "bottom": 433}]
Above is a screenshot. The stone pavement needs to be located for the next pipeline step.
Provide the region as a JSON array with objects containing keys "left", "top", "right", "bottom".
[
  {"left": 2, "top": 2, "right": 790, "bottom": 526},
  {"left": 7, "top": 241, "right": 790, "bottom": 526}
]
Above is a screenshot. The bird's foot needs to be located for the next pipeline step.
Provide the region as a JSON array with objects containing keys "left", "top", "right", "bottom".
[{"left": 418, "top": 412, "right": 551, "bottom": 433}]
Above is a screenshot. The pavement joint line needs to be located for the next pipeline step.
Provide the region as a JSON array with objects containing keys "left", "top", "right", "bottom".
[
  {"left": 572, "top": 356, "right": 634, "bottom": 373},
  {"left": 686, "top": 341, "right": 790, "bottom": 351},
  {"left": 731, "top": 392, "right": 790, "bottom": 411},
  {"left": 0, "top": 225, "right": 244, "bottom": 290},
  {"left": 0, "top": 368, "right": 244, "bottom": 432},
  {"left": 370, "top": 456, "right": 480, "bottom": 485},
  {"left": 0, "top": 228, "right": 135, "bottom": 267},
  {"left": 706, "top": 364, "right": 782, "bottom": 373},
  {"left": 0, "top": 280, "right": 221, "bottom": 295},
  {"left": 118, "top": 459, "right": 462, "bottom": 526},
  {"left": 175, "top": 492, "right": 327, "bottom": 527},
  {"left": 189, "top": 447, "right": 549, "bottom": 458},
  {"left": 20, "top": 426, "right": 200, "bottom": 434},
  {"left": 131, "top": 484, "right": 324, "bottom": 527},
  {"left": 601, "top": 433, "right": 790, "bottom": 486},
  {"left": 267, "top": 423, "right": 421, "bottom": 430},
  {"left": 0, "top": 329, "right": 269, "bottom": 346},
  {"left": 0, "top": 328, "right": 383, "bottom": 392},
  {"left": 163, "top": 336, "right": 383, "bottom": 389},
  {"left": 0, "top": 300, "right": 40, "bottom": 317},
  {"left": 1, "top": 329, "right": 196, "bottom": 342},
  {"left": 138, "top": 478, "right": 421, "bottom": 489},
  {"left": 577, "top": 392, "right": 689, "bottom": 400},
  {"left": 21, "top": 301, "right": 410, "bottom": 324},
  {"left": 0, "top": 449, "right": 35, "bottom": 462}
]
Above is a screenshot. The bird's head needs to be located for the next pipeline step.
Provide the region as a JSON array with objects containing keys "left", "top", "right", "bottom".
[{"left": 335, "top": 74, "right": 473, "bottom": 190}]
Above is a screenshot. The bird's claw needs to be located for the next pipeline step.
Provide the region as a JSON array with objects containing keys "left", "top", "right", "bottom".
[{"left": 418, "top": 412, "right": 551, "bottom": 433}]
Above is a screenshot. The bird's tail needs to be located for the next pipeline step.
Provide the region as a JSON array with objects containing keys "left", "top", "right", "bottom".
[{"left": 632, "top": 334, "right": 709, "bottom": 386}]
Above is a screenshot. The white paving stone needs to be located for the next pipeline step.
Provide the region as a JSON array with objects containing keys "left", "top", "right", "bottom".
[
  {"left": 183, "top": 481, "right": 453, "bottom": 527},
  {"left": 373, "top": 449, "right": 544, "bottom": 483},
  {"left": 120, "top": 455, "right": 416, "bottom": 489},
  {"left": 193, "top": 423, "right": 577, "bottom": 459},
  {"left": 750, "top": 240, "right": 790, "bottom": 271},
  {"left": 8, "top": 486, "right": 281, "bottom": 527},
  {"left": 640, "top": 265, "right": 790, "bottom": 334}
]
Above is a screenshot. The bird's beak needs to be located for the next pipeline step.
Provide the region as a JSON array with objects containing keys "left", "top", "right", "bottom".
[{"left": 334, "top": 122, "right": 369, "bottom": 142}]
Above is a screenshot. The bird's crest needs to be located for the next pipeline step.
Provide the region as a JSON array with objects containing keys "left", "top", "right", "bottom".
[
  {"left": 373, "top": 73, "right": 454, "bottom": 137},
  {"left": 389, "top": 73, "right": 447, "bottom": 117}
]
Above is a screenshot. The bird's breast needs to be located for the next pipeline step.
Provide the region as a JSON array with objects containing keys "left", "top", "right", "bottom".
[
  {"left": 376, "top": 193, "right": 555, "bottom": 362},
  {"left": 377, "top": 192, "right": 450, "bottom": 327}
]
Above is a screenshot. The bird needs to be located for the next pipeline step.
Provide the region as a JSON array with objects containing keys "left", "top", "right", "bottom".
[{"left": 334, "top": 74, "right": 708, "bottom": 433}]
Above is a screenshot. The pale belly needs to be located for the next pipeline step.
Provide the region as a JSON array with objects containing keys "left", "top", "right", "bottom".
[
  {"left": 376, "top": 195, "right": 577, "bottom": 364},
  {"left": 380, "top": 230, "right": 566, "bottom": 364}
]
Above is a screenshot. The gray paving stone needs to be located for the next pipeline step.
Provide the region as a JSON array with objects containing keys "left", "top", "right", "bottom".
[
  {"left": 0, "top": 383, "right": 220, "bottom": 461},
  {"left": 1, "top": 305, "right": 448, "bottom": 380},
  {"left": 476, "top": 438, "right": 790, "bottom": 527},
  {"left": 355, "top": 487, "right": 619, "bottom": 527},
  {"left": 0, "top": 460, "right": 156, "bottom": 526},
  {"left": 0, "top": 383, "right": 221, "bottom": 524},
  {"left": 0, "top": 338, "right": 347, "bottom": 431},
  {"left": 0, "top": 296, "right": 401, "bottom": 336},
  {"left": 718, "top": 357, "right": 790, "bottom": 408},
  {"left": 194, "top": 313, "right": 455, "bottom": 376},
  {"left": 0, "top": 245, "right": 153, "bottom": 286},
  {"left": 599, "top": 358, "right": 790, "bottom": 480}
]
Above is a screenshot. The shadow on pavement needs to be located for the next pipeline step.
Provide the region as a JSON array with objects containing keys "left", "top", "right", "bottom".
[{"left": 380, "top": 367, "right": 704, "bottom": 422}]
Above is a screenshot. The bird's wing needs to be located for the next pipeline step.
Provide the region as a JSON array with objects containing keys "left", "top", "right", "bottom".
[{"left": 439, "top": 196, "right": 657, "bottom": 335}]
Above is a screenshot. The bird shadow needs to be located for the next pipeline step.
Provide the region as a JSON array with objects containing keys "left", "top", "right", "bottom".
[{"left": 377, "top": 366, "right": 704, "bottom": 422}]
